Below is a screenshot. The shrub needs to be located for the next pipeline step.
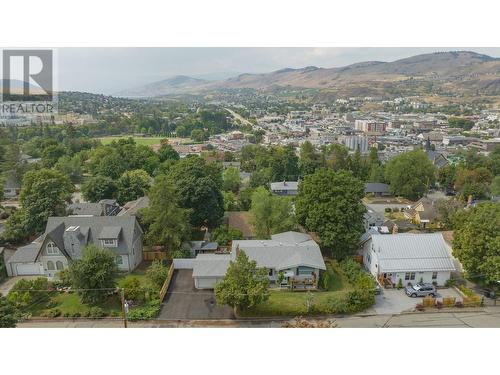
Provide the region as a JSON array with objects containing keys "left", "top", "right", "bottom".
[
  {"left": 45, "top": 308, "right": 61, "bottom": 318},
  {"left": 88, "top": 307, "right": 105, "bottom": 318},
  {"left": 127, "top": 299, "right": 161, "bottom": 321},
  {"left": 327, "top": 289, "right": 375, "bottom": 314},
  {"left": 7, "top": 277, "right": 51, "bottom": 309},
  {"left": 445, "top": 278, "right": 457, "bottom": 287},
  {"left": 56, "top": 269, "right": 72, "bottom": 287},
  {"left": 384, "top": 207, "right": 392, "bottom": 213},
  {"left": 397, "top": 279, "right": 403, "bottom": 289},
  {"left": 63, "top": 312, "right": 71, "bottom": 317},
  {"left": 120, "top": 276, "right": 145, "bottom": 303},
  {"left": 71, "top": 312, "right": 81, "bottom": 318},
  {"left": 146, "top": 260, "right": 169, "bottom": 290},
  {"left": 339, "top": 259, "right": 376, "bottom": 290}
]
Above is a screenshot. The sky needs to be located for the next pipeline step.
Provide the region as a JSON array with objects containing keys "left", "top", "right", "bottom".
[{"left": 57, "top": 47, "right": 500, "bottom": 95}]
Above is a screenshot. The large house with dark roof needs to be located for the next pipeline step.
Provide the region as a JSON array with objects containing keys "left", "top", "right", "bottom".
[{"left": 6, "top": 216, "right": 143, "bottom": 277}]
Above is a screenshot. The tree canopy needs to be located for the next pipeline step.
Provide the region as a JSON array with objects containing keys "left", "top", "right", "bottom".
[
  {"left": 384, "top": 150, "right": 436, "bottom": 200},
  {"left": 214, "top": 250, "right": 269, "bottom": 312},
  {"left": 116, "top": 169, "right": 151, "bottom": 205},
  {"left": 249, "top": 187, "right": 296, "bottom": 238},
  {"left": 452, "top": 203, "right": 500, "bottom": 284},
  {"left": 295, "top": 169, "right": 366, "bottom": 259},
  {"left": 68, "top": 245, "right": 118, "bottom": 304}
]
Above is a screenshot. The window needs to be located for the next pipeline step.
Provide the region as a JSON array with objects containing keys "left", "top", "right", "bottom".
[
  {"left": 115, "top": 256, "right": 123, "bottom": 265},
  {"left": 101, "top": 239, "right": 117, "bottom": 247},
  {"left": 47, "top": 261, "right": 55, "bottom": 270},
  {"left": 432, "top": 272, "right": 438, "bottom": 280},
  {"left": 56, "top": 261, "right": 64, "bottom": 270},
  {"left": 367, "top": 254, "right": 371, "bottom": 264},
  {"left": 298, "top": 266, "right": 314, "bottom": 275},
  {"left": 405, "top": 272, "right": 416, "bottom": 281},
  {"left": 46, "top": 242, "right": 59, "bottom": 255},
  {"left": 268, "top": 268, "right": 273, "bottom": 276}
]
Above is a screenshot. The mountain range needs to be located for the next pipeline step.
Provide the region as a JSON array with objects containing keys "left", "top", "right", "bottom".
[{"left": 115, "top": 51, "right": 500, "bottom": 98}]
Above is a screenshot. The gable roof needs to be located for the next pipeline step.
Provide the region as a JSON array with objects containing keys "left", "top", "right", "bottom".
[
  {"left": 192, "top": 254, "right": 231, "bottom": 277},
  {"left": 231, "top": 231, "right": 326, "bottom": 271},
  {"left": 370, "top": 233, "right": 455, "bottom": 272},
  {"left": 270, "top": 181, "right": 299, "bottom": 191},
  {"left": 365, "top": 182, "right": 390, "bottom": 194},
  {"left": 43, "top": 216, "right": 141, "bottom": 257}
]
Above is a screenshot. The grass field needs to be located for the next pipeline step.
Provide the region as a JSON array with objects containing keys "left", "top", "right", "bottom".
[
  {"left": 239, "top": 260, "right": 354, "bottom": 317},
  {"left": 97, "top": 136, "right": 192, "bottom": 146}
]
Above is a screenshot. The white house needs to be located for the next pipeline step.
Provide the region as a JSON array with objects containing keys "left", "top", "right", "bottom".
[
  {"left": 361, "top": 232, "right": 455, "bottom": 287},
  {"left": 190, "top": 231, "right": 326, "bottom": 290}
]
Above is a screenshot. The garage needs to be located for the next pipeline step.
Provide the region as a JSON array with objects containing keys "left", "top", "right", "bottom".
[
  {"left": 6, "top": 242, "right": 45, "bottom": 277},
  {"left": 194, "top": 276, "right": 223, "bottom": 289},
  {"left": 192, "top": 254, "right": 230, "bottom": 290},
  {"left": 15, "top": 263, "right": 43, "bottom": 276}
]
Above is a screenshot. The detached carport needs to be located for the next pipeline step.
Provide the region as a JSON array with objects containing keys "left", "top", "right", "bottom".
[{"left": 158, "top": 269, "right": 234, "bottom": 320}]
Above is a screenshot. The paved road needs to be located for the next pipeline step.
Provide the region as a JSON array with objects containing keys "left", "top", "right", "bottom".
[
  {"left": 225, "top": 108, "right": 256, "bottom": 129},
  {"left": 18, "top": 307, "right": 500, "bottom": 328}
]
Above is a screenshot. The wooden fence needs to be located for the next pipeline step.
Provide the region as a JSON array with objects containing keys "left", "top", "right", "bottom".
[
  {"left": 159, "top": 263, "right": 175, "bottom": 301},
  {"left": 143, "top": 251, "right": 168, "bottom": 261}
]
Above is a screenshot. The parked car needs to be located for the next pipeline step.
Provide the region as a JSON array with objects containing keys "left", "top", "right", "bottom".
[
  {"left": 482, "top": 288, "right": 497, "bottom": 299},
  {"left": 405, "top": 283, "right": 437, "bottom": 298}
]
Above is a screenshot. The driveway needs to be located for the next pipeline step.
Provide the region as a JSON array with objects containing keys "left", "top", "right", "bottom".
[
  {"left": 369, "top": 287, "right": 464, "bottom": 315},
  {"left": 158, "top": 269, "right": 234, "bottom": 320}
]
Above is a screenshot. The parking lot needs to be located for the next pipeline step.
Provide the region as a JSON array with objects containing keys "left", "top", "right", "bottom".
[
  {"left": 370, "top": 287, "right": 464, "bottom": 315},
  {"left": 158, "top": 269, "right": 234, "bottom": 320}
]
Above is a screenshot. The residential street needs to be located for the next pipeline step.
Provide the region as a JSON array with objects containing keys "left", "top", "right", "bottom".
[{"left": 17, "top": 306, "right": 500, "bottom": 328}]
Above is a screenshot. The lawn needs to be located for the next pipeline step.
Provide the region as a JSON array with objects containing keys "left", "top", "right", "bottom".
[
  {"left": 97, "top": 135, "right": 191, "bottom": 146},
  {"left": 25, "top": 270, "right": 152, "bottom": 318},
  {"left": 239, "top": 260, "right": 354, "bottom": 317}
]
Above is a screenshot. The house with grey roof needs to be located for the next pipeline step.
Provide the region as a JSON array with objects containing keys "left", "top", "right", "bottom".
[
  {"left": 364, "top": 182, "right": 391, "bottom": 197},
  {"left": 361, "top": 232, "right": 455, "bottom": 288},
  {"left": 67, "top": 199, "right": 121, "bottom": 216},
  {"left": 190, "top": 231, "right": 326, "bottom": 289},
  {"left": 6, "top": 216, "right": 143, "bottom": 277},
  {"left": 270, "top": 181, "right": 299, "bottom": 196}
]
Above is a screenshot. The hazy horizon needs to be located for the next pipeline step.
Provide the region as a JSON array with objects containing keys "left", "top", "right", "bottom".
[{"left": 55, "top": 47, "right": 500, "bottom": 95}]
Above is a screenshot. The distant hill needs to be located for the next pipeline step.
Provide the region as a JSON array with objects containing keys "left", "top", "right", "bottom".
[
  {"left": 116, "top": 51, "right": 500, "bottom": 98},
  {"left": 115, "top": 75, "right": 209, "bottom": 97}
]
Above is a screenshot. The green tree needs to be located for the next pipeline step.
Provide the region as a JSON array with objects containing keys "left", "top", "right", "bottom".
[
  {"left": 165, "top": 157, "right": 224, "bottom": 228},
  {"left": 214, "top": 250, "right": 269, "bottom": 312},
  {"left": 141, "top": 175, "right": 191, "bottom": 250},
  {"left": 223, "top": 191, "right": 241, "bottom": 211},
  {"left": 68, "top": 245, "right": 118, "bottom": 304},
  {"left": 41, "top": 144, "right": 67, "bottom": 168},
  {"left": 249, "top": 187, "right": 296, "bottom": 238},
  {"left": 295, "top": 169, "right": 365, "bottom": 259},
  {"left": 437, "top": 164, "right": 457, "bottom": 191},
  {"left": 211, "top": 226, "right": 244, "bottom": 246},
  {"left": 116, "top": 169, "right": 151, "bottom": 205},
  {"left": 0, "top": 294, "right": 18, "bottom": 328},
  {"left": 157, "top": 143, "right": 180, "bottom": 162},
  {"left": 20, "top": 168, "right": 74, "bottom": 234},
  {"left": 54, "top": 155, "right": 83, "bottom": 183},
  {"left": 81, "top": 175, "right": 118, "bottom": 202},
  {"left": 146, "top": 260, "right": 169, "bottom": 291},
  {"left": 299, "top": 141, "right": 324, "bottom": 176},
  {"left": 223, "top": 166, "right": 241, "bottom": 193},
  {"left": 491, "top": 175, "right": 500, "bottom": 196},
  {"left": 452, "top": 203, "right": 500, "bottom": 284},
  {"left": 2, "top": 209, "right": 30, "bottom": 244},
  {"left": 384, "top": 150, "right": 436, "bottom": 200},
  {"left": 249, "top": 167, "right": 273, "bottom": 188}
]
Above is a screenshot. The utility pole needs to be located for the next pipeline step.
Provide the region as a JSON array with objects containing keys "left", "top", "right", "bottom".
[{"left": 120, "top": 288, "right": 128, "bottom": 328}]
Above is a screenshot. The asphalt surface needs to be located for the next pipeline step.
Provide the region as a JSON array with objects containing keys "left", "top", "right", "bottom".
[
  {"left": 18, "top": 307, "right": 500, "bottom": 328},
  {"left": 157, "top": 269, "right": 234, "bottom": 320}
]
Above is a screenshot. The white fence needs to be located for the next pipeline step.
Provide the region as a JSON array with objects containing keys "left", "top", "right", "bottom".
[{"left": 173, "top": 258, "right": 196, "bottom": 269}]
